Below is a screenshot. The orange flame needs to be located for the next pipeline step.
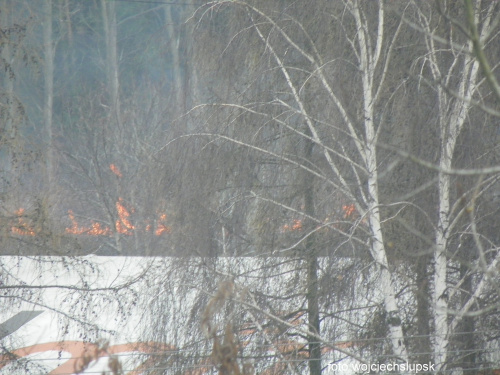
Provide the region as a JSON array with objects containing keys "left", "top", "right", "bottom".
[
  {"left": 155, "top": 213, "right": 171, "bottom": 235},
  {"left": 115, "top": 198, "right": 135, "bottom": 235},
  {"left": 65, "top": 204, "right": 171, "bottom": 237},
  {"left": 87, "top": 222, "right": 112, "bottom": 236},
  {"left": 280, "top": 203, "right": 358, "bottom": 234},
  {"left": 109, "top": 164, "right": 122, "bottom": 178},
  {"left": 16, "top": 163, "right": 173, "bottom": 238},
  {"left": 342, "top": 204, "right": 356, "bottom": 218},
  {"left": 11, "top": 208, "right": 36, "bottom": 236},
  {"left": 281, "top": 219, "right": 303, "bottom": 232},
  {"left": 66, "top": 210, "right": 86, "bottom": 235},
  {"left": 66, "top": 210, "right": 112, "bottom": 236}
]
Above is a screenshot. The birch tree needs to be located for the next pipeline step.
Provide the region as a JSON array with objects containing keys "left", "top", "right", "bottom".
[
  {"left": 178, "top": 0, "right": 414, "bottom": 370},
  {"left": 176, "top": 1, "right": 500, "bottom": 373},
  {"left": 411, "top": 1, "right": 500, "bottom": 370}
]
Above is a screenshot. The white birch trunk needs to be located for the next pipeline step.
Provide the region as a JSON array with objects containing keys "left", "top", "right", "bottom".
[
  {"left": 432, "top": 41, "right": 480, "bottom": 374},
  {"left": 352, "top": 1, "right": 409, "bottom": 361},
  {"left": 433, "top": 161, "right": 451, "bottom": 369},
  {"left": 414, "top": 2, "right": 495, "bottom": 368}
]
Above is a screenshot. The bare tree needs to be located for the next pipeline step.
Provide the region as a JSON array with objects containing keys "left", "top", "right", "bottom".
[
  {"left": 183, "top": 0, "right": 412, "bottom": 367},
  {"left": 155, "top": 0, "right": 500, "bottom": 373},
  {"left": 409, "top": 1, "right": 500, "bottom": 371}
]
